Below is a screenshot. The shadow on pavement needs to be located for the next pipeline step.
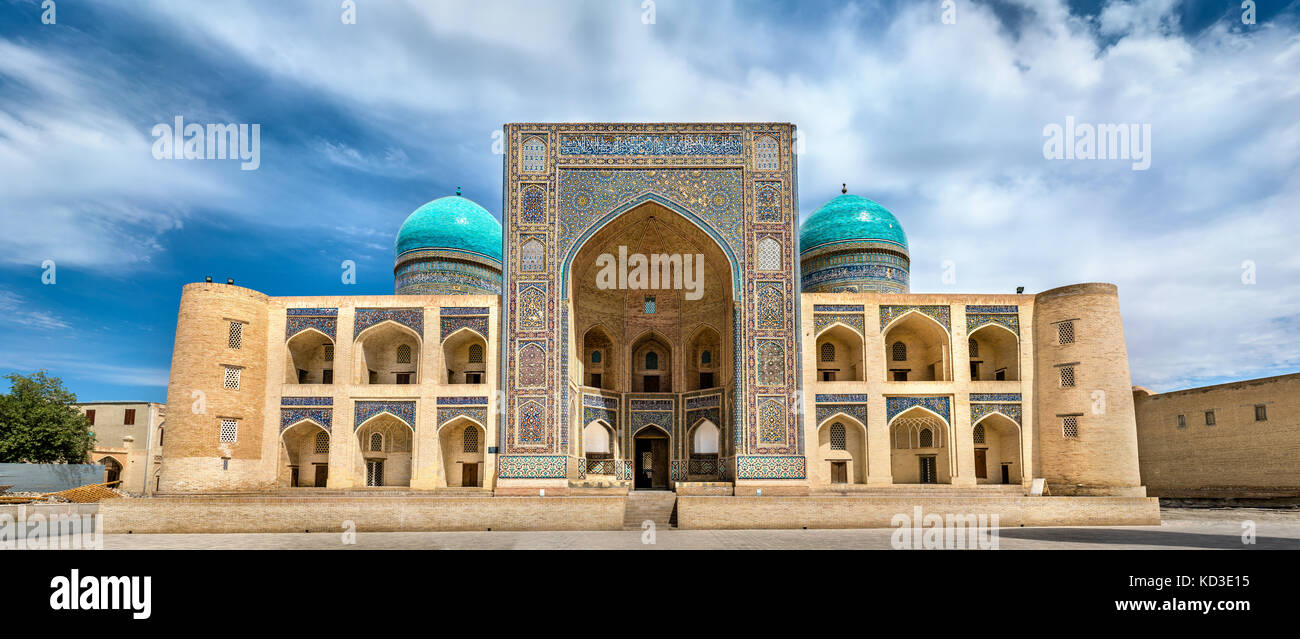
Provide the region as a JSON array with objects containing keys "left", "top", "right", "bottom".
[{"left": 996, "top": 526, "right": 1299, "bottom": 549}]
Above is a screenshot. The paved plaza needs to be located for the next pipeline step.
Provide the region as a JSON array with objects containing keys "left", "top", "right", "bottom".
[{"left": 93, "top": 507, "right": 1300, "bottom": 550}]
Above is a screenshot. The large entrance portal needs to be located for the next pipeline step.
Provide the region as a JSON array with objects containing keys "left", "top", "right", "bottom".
[
  {"left": 567, "top": 200, "right": 737, "bottom": 484},
  {"left": 634, "top": 427, "right": 670, "bottom": 490}
]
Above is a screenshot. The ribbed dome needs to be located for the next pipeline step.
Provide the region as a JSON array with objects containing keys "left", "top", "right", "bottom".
[
  {"left": 395, "top": 195, "right": 502, "bottom": 263},
  {"left": 800, "top": 193, "right": 907, "bottom": 254}
]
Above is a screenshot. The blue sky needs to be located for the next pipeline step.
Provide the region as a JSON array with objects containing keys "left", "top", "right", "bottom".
[{"left": 1, "top": 0, "right": 1297, "bottom": 402}]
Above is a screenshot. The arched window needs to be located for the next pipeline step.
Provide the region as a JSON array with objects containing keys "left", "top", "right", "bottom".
[
  {"left": 369, "top": 432, "right": 383, "bottom": 452},
  {"left": 693, "top": 421, "right": 719, "bottom": 454},
  {"left": 830, "top": 422, "right": 846, "bottom": 450},
  {"left": 753, "top": 134, "right": 779, "bottom": 171},
  {"left": 396, "top": 344, "right": 411, "bottom": 364},
  {"left": 968, "top": 338, "right": 979, "bottom": 358},
  {"left": 468, "top": 343, "right": 484, "bottom": 363},
  {"left": 918, "top": 427, "right": 933, "bottom": 448},
  {"left": 520, "top": 238, "right": 545, "bottom": 272},
  {"left": 522, "top": 136, "right": 546, "bottom": 172},
  {"left": 973, "top": 424, "right": 986, "bottom": 444},
  {"left": 591, "top": 350, "right": 601, "bottom": 363},
  {"left": 891, "top": 341, "right": 907, "bottom": 361},
  {"left": 645, "top": 351, "right": 658, "bottom": 370},
  {"left": 756, "top": 237, "right": 781, "bottom": 271},
  {"left": 314, "top": 432, "right": 329, "bottom": 454},
  {"left": 463, "top": 427, "right": 479, "bottom": 453},
  {"left": 820, "top": 342, "right": 835, "bottom": 362},
  {"left": 701, "top": 350, "right": 711, "bottom": 365}
]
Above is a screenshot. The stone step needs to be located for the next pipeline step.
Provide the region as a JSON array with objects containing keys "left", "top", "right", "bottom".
[{"left": 623, "top": 491, "right": 677, "bottom": 528}]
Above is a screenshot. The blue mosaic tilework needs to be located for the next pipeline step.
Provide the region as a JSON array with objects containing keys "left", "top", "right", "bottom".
[
  {"left": 801, "top": 254, "right": 909, "bottom": 294},
  {"left": 970, "top": 393, "right": 1021, "bottom": 402},
  {"left": 686, "top": 407, "right": 721, "bottom": 428},
  {"left": 394, "top": 258, "right": 502, "bottom": 295},
  {"left": 815, "top": 394, "right": 869, "bottom": 403},
  {"left": 880, "top": 305, "right": 951, "bottom": 332},
  {"left": 966, "top": 305, "right": 1018, "bottom": 314},
  {"left": 558, "top": 133, "right": 743, "bottom": 156},
  {"left": 756, "top": 282, "right": 785, "bottom": 330},
  {"left": 886, "top": 396, "right": 952, "bottom": 423},
  {"left": 497, "top": 455, "right": 567, "bottom": 479},
  {"left": 354, "top": 308, "right": 423, "bottom": 338},
  {"left": 280, "top": 408, "right": 332, "bottom": 432},
  {"left": 631, "top": 411, "right": 674, "bottom": 431},
  {"left": 583, "top": 394, "right": 619, "bottom": 410},
  {"left": 813, "top": 305, "right": 865, "bottom": 312},
  {"left": 966, "top": 312, "right": 1020, "bottom": 336},
  {"left": 286, "top": 308, "right": 338, "bottom": 341},
  {"left": 583, "top": 406, "right": 617, "bottom": 428},
  {"left": 354, "top": 400, "right": 415, "bottom": 430},
  {"left": 630, "top": 399, "right": 674, "bottom": 411},
  {"left": 441, "top": 314, "right": 489, "bottom": 341},
  {"left": 437, "top": 396, "right": 489, "bottom": 405},
  {"left": 517, "top": 399, "right": 547, "bottom": 446},
  {"left": 438, "top": 406, "right": 488, "bottom": 427},
  {"left": 616, "top": 460, "right": 632, "bottom": 480},
  {"left": 736, "top": 455, "right": 806, "bottom": 480},
  {"left": 441, "top": 307, "right": 491, "bottom": 316},
  {"left": 577, "top": 457, "right": 586, "bottom": 480},
  {"left": 684, "top": 394, "right": 721, "bottom": 410},
  {"left": 755, "top": 181, "right": 781, "bottom": 222},
  {"left": 971, "top": 403, "right": 1022, "bottom": 426},
  {"left": 816, "top": 404, "right": 867, "bottom": 427},
  {"left": 281, "top": 396, "right": 333, "bottom": 406},
  {"left": 814, "top": 313, "right": 864, "bottom": 335}
]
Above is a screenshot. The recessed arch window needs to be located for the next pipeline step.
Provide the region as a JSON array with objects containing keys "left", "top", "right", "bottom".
[
  {"left": 396, "top": 344, "right": 412, "bottom": 364},
  {"left": 701, "top": 350, "right": 711, "bottom": 365},
  {"left": 591, "top": 350, "right": 601, "bottom": 364},
  {"left": 918, "top": 427, "right": 934, "bottom": 448},
  {"left": 369, "top": 432, "right": 383, "bottom": 452},
  {"left": 821, "top": 342, "right": 835, "bottom": 362},
  {"left": 753, "top": 134, "right": 779, "bottom": 171},
  {"left": 520, "top": 238, "right": 544, "bottom": 271},
  {"left": 522, "top": 136, "right": 546, "bottom": 172},
  {"left": 468, "top": 343, "right": 484, "bottom": 364},
  {"left": 891, "top": 341, "right": 907, "bottom": 362},
  {"left": 463, "top": 427, "right": 479, "bottom": 453},
  {"left": 756, "top": 237, "right": 781, "bottom": 271},
  {"left": 968, "top": 338, "right": 979, "bottom": 358},
  {"left": 314, "top": 432, "right": 329, "bottom": 454},
  {"left": 645, "top": 351, "right": 658, "bottom": 370},
  {"left": 973, "top": 424, "right": 985, "bottom": 444},
  {"left": 830, "top": 422, "right": 846, "bottom": 450}
]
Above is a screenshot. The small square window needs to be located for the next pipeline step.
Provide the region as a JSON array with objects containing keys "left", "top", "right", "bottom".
[
  {"left": 228, "top": 322, "right": 243, "bottom": 349},
  {"left": 219, "top": 419, "right": 238, "bottom": 443},
  {"left": 124, "top": 409, "right": 136, "bottom": 425},
  {"left": 1059, "top": 366, "right": 1075, "bottom": 388},
  {"left": 1205, "top": 410, "right": 1216, "bottom": 426},
  {"left": 1057, "top": 321, "right": 1075, "bottom": 345},
  {"left": 85, "top": 409, "right": 96, "bottom": 425},
  {"left": 1062, "top": 416, "right": 1079, "bottom": 439},
  {"left": 223, "top": 366, "right": 241, "bottom": 390},
  {"left": 644, "top": 296, "right": 656, "bottom": 314},
  {"left": 1176, "top": 414, "right": 1186, "bottom": 429},
  {"left": 1255, "top": 404, "right": 1267, "bottom": 422}
]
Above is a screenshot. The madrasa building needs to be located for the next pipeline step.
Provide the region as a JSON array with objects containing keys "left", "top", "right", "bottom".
[{"left": 156, "top": 122, "right": 1148, "bottom": 503}]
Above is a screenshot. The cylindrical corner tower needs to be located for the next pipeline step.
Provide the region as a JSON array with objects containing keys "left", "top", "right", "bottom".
[
  {"left": 1032, "top": 283, "right": 1144, "bottom": 496},
  {"left": 158, "top": 282, "right": 270, "bottom": 492}
]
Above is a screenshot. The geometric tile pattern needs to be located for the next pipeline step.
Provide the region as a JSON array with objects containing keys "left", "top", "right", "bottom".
[
  {"left": 813, "top": 312, "right": 864, "bottom": 335},
  {"left": 969, "top": 393, "right": 1022, "bottom": 402},
  {"left": 285, "top": 308, "right": 338, "bottom": 341},
  {"left": 354, "top": 400, "right": 416, "bottom": 430},
  {"left": 441, "top": 313, "right": 489, "bottom": 341},
  {"left": 280, "top": 408, "right": 332, "bottom": 432},
  {"left": 354, "top": 308, "right": 423, "bottom": 339},
  {"left": 816, "top": 403, "right": 867, "bottom": 427},
  {"left": 880, "top": 305, "right": 951, "bottom": 332},
  {"left": 886, "top": 396, "right": 952, "bottom": 423},
  {"left": 497, "top": 455, "right": 567, "bottom": 479},
  {"left": 437, "top": 406, "right": 488, "bottom": 428},
  {"left": 971, "top": 402, "right": 1022, "bottom": 426},
  {"left": 736, "top": 455, "right": 806, "bottom": 480},
  {"left": 281, "top": 396, "right": 333, "bottom": 406}
]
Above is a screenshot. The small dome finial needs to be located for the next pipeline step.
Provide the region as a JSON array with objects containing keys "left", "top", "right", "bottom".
[
  {"left": 841, "top": 183, "right": 847, "bottom": 194},
  {"left": 456, "top": 186, "right": 462, "bottom": 196}
]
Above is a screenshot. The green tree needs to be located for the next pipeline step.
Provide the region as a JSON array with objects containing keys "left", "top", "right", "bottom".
[{"left": 0, "top": 371, "right": 94, "bottom": 463}]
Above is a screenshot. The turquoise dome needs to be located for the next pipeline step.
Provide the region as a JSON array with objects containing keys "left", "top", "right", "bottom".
[
  {"left": 800, "top": 193, "right": 907, "bottom": 254},
  {"left": 395, "top": 195, "right": 502, "bottom": 263}
]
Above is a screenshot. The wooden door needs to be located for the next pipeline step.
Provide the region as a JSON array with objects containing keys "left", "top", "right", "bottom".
[
  {"left": 290, "top": 467, "right": 299, "bottom": 488},
  {"left": 830, "top": 461, "right": 847, "bottom": 484},
  {"left": 974, "top": 449, "right": 987, "bottom": 479},
  {"left": 1001, "top": 464, "right": 1010, "bottom": 484},
  {"left": 651, "top": 439, "right": 669, "bottom": 488},
  {"left": 314, "top": 464, "right": 328, "bottom": 487},
  {"left": 462, "top": 463, "right": 479, "bottom": 487},
  {"left": 919, "top": 457, "right": 937, "bottom": 483}
]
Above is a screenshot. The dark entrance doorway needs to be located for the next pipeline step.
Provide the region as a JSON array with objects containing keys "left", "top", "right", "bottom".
[
  {"left": 314, "top": 464, "right": 328, "bottom": 487},
  {"left": 1001, "top": 464, "right": 1010, "bottom": 484},
  {"left": 918, "top": 456, "right": 937, "bottom": 484},
  {"left": 830, "top": 461, "right": 847, "bottom": 484},
  {"left": 974, "top": 448, "right": 987, "bottom": 479},
  {"left": 102, "top": 457, "right": 122, "bottom": 486},
  {"left": 462, "top": 462, "right": 479, "bottom": 487},
  {"left": 634, "top": 427, "right": 669, "bottom": 489}
]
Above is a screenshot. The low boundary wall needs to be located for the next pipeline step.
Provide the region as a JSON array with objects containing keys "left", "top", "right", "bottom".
[{"left": 676, "top": 496, "right": 1161, "bottom": 529}]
